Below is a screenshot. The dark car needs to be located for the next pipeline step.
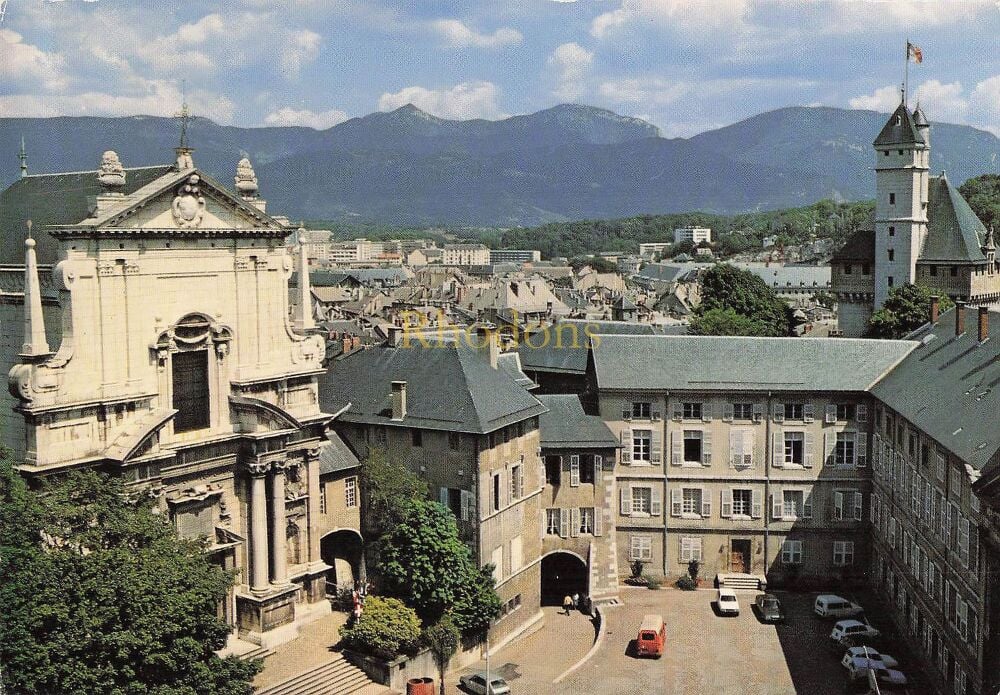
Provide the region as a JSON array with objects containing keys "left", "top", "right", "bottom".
[{"left": 754, "top": 593, "right": 785, "bottom": 623}]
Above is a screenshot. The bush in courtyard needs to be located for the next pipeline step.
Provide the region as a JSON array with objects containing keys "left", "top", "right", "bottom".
[
  {"left": 339, "top": 596, "right": 421, "bottom": 660},
  {"left": 645, "top": 575, "right": 662, "bottom": 590},
  {"left": 675, "top": 576, "right": 697, "bottom": 591}
]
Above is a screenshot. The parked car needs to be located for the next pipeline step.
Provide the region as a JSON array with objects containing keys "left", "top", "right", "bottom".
[
  {"left": 842, "top": 646, "right": 899, "bottom": 669},
  {"left": 843, "top": 664, "right": 910, "bottom": 693},
  {"left": 717, "top": 587, "right": 740, "bottom": 615},
  {"left": 459, "top": 672, "right": 511, "bottom": 695},
  {"left": 754, "top": 593, "right": 785, "bottom": 623},
  {"left": 814, "top": 594, "right": 865, "bottom": 619},
  {"left": 830, "top": 619, "right": 880, "bottom": 644},
  {"left": 635, "top": 614, "right": 666, "bottom": 658}
]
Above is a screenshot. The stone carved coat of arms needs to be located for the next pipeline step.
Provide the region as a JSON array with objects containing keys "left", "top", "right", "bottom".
[{"left": 171, "top": 174, "right": 206, "bottom": 228}]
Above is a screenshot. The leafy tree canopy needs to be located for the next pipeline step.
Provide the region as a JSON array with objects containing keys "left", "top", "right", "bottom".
[
  {"left": 0, "top": 455, "right": 259, "bottom": 695},
  {"left": 379, "top": 500, "right": 500, "bottom": 636},
  {"left": 865, "top": 284, "right": 954, "bottom": 339},
  {"left": 360, "top": 449, "right": 427, "bottom": 539},
  {"left": 958, "top": 174, "right": 1000, "bottom": 229},
  {"left": 338, "top": 596, "right": 421, "bottom": 660},
  {"left": 424, "top": 616, "right": 461, "bottom": 695},
  {"left": 692, "top": 264, "right": 793, "bottom": 337}
]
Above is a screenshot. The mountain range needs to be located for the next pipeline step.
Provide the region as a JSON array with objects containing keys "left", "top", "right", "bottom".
[{"left": 1, "top": 103, "right": 997, "bottom": 227}]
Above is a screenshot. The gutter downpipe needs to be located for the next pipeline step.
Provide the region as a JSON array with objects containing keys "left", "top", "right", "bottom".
[{"left": 764, "top": 391, "right": 772, "bottom": 581}]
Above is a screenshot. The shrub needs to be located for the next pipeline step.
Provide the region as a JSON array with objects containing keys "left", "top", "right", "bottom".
[
  {"left": 645, "top": 575, "right": 662, "bottom": 590},
  {"left": 687, "top": 559, "right": 701, "bottom": 581},
  {"left": 676, "top": 576, "right": 697, "bottom": 591},
  {"left": 339, "top": 596, "right": 421, "bottom": 660}
]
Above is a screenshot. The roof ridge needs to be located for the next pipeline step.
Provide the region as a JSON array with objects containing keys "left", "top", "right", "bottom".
[{"left": 22, "top": 164, "right": 173, "bottom": 178}]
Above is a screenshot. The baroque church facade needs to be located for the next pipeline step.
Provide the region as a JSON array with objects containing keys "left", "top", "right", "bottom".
[
  {"left": 832, "top": 99, "right": 999, "bottom": 337},
  {"left": 2, "top": 144, "right": 339, "bottom": 648}
]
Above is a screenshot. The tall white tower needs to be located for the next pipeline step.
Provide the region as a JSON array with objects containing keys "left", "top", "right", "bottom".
[{"left": 873, "top": 98, "right": 930, "bottom": 307}]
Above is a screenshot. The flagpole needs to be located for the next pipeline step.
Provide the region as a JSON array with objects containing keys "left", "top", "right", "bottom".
[{"left": 904, "top": 38, "right": 909, "bottom": 107}]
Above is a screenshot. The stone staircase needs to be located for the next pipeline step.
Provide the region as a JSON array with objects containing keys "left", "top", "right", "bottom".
[
  {"left": 716, "top": 573, "right": 766, "bottom": 591},
  {"left": 255, "top": 653, "right": 390, "bottom": 695}
]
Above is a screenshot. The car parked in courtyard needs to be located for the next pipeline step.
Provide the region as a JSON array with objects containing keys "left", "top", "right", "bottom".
[
  {"left": 717, "top": 587, "right": 740, "bottom": 615},
  {"left": 814, "top": 594, "right": 865, "bottom": 619},
  {"left": 841, "top": 646, "right": 899, "bottom": 670},
  {"left": 830, "top": 619, "right": 880, "bottom": 644},
  {"left": 753, "top": 593, "right": 785, "bottom": 623},
  {"left": 459, "top": 672, "right": 511, "bottom": 695}
]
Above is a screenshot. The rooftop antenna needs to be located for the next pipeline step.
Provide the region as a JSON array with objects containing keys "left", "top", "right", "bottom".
[
  {"left": 18, "top": 135, "right": 27, "bottom": 178},
  {"left": 176, "top": 79, "right": 192, "bottom": 150}
]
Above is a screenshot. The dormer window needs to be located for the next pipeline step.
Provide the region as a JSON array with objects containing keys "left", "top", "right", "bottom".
[
  {"left": 883, "top": 150, "right": 889, "bottom": 156},
  {"left": 889, "top": 193, "right": 896, "bottom": 205},
  {"left": 895, "top": 115, "right": 902, "bottom": 125}
]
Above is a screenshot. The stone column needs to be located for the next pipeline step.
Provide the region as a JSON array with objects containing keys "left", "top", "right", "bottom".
[
  {"left": 247, "top": 460, "right": 270, "bottom": 594},
  {"left": 270, "top": 460, "right": 290, "bottom": 585},
  {"left": 305, "top": 448, "right": 322, "bottom": 565}
]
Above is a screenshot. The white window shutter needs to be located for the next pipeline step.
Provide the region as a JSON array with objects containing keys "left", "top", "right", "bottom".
[
  {"left": 594, "top": 454, "right": 603, "bottom": 478},
  {"left": 701, "top": 490, "right": 711, "bottom": 518},
  {"left": 856, "top": 437, "right": 867, "bottom": 467},
  {"left": 461, "top": 490, "right": 473, "bottom": 521},
  {"left": 439, "top": 486, "right": 449, "bottom": 507},
  {"left": 803, "top": 493, "right": 813, "bottom": 519},
  {"left": 650, "top": 486, "right": 663, "bottom": 516},
  {"left": 752, "top": 403, "right": 764, "bottom": 422},
  {"left": 652, "top": 408, "right": 662, "bottom": 421},
  {"left": 723, "top": 403, "right": 735, "bottom": 422},
  {"left": 620, "top": 428, "right": 631, "bottom": 464},
  {"left": 772, "top": 431, "right": 783, "bottom": 467},
  {"left": 744, "top": 430, "right": 755, "bottom": 467},
  {"left": 804, "top": 433, "right": 814, "bottom": 468},
  {"left": 702, "top": 403, "right": 713, "bottom": 422},
  {"left": 570, "top": 455, "right": 580, "bottom": 486},
  {"left": 620, "top": 486, "right": 632, "bottom": 516},
  {"left": 825, "top": 404, "right": 837, "bottom": 424},
  {"left": 721, "top": 489, "right": 733, "bottom": 518},
  {"left": 834, "top": 491, "right": 844, "bottom": 520},
  {"left": 857, "top": 404, "right": 868, "bottom": 422},
  {"left": 771, "top": 493, "right": 784, "bottom": 520},
  {"left": 701, "top": 430, "right": 712, "bottom": 465},
  {"left": 570, "top": 508, "right": 580, "bottom": 537},
  {"left": 651, "top": 429, "right": 662, "bottom": 463},
  {"left": 853, "top": 491, "right": 863, "bottom": 521},
  {"left": 672, "top": 402, "right": 683, "bottom": 421},
  {"left": 773, "top": 402, "right": 784, "bottom": 423},
  {"left": 622, "top": 404, "right": 632, "bottom": 420},
  {"left": 680, "top": 537, "right": 690, "bottom": 562},
  {"left": 804, "top": 403, "right": 815, "bottom": 423},
  {"left": 670, "top": 432, "right": 682, "bottom": 466},
  {"left": 752, "top": 489, "right": 762, "bottom": 518},
  {"left": 824, "top": 432, "right": 834, "bottom": 467},
  {"left": 671, "top": 488, "right": 682, "bottom": 517},
  {"left": 694, "top": 538, "right": 703, "bottom": 561},
  {"left": 518, "top": 465, "right": 525, "bottom": 494},
  {"left": 594, "top": 508, "right": 603, "bottom": 536},
  {"left": 559, "top": 508, "right": 569, "bottom": 537},
  {"left": 729, "top": 430, "right": 740, "bottom": 468},
  {"left": 541, "top": 507, "right": 547, "bottom": 537}
]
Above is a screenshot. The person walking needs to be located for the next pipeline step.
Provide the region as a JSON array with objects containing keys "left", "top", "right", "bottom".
[
  {"left": 572, "top": 592, "right": 580, "bottom": 611},
  {"left": 562, "top": 594, "right": 573, "bottom": 615}
]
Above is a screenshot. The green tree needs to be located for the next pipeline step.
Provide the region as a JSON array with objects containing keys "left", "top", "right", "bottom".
[
  {"left": 865, "top": 284, "right": 954, "bottom": 339},
  {"left": 379, "top": 500, "right": 500, "bottom": 636},
  {"left": 338, "top": 596, "right": 421, "bottom": 660},
  {"left": 360, "top": 449, "right": 427, "bottom": 539},
  {"left": 693, "top": 264, "right": 792, "bottom": 337},
  {"left": 424, "top": 616, "right": 460, "bottom": 695},
  {"left": 0, "top": 456, "right": 260, "bottom": 695},
  {"left": 958, "top": 174, "right": 1000, "bottom": 228}
]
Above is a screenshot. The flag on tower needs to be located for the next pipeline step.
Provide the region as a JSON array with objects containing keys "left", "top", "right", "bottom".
[{"left": 907, "top": 42, "right": 923, "bottom": 64}]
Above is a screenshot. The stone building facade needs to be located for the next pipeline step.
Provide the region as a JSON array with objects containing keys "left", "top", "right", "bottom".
[{"left": 1, "top": 148, "right": 344, "bottom": 648}]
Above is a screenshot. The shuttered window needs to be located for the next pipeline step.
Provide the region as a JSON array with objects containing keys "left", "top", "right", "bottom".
[{"left": 172, "top": 350, "right": 210, "bottom": 433}]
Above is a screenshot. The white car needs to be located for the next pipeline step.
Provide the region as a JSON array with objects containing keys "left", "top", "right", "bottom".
[
  {"left": 459, "top": 672, "right": 511, "bottom": 695},
  {"left": 814, "top": 594, "right": 865, "bottom": 619},
  {"left": 717, "top": 587, "right": 740, "bottom": 615},
  {"left": 842, "top": 646, "right": 899, "bottom": 670},
  {"left": 830, "top": 619, "right": 880, "bottom": 643}
]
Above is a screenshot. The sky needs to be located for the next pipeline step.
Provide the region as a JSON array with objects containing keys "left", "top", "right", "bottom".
[{"left": 2, "top": 0, "right": 999, "bottom": 137}]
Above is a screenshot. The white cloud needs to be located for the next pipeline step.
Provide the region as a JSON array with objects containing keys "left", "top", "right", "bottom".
[
  {"left": 430, "top": 19, "right": 522, "bottom": 48},
  {"left": 547, "top": 42, "right": 594, "bottom": 101},
  {"left": 849, "top": 85, "right": 902, "bottom": 112},
  {"left": 971, "top": 75, "right": 1000, "bottom": 114},
  {"left": 592, "top": 0, "right": 750, "bottom": 38},
  {"left": 280, "top": 29, "right": 322, "bottom": 76},
  {"left": 377, "top": 81, "right": 504, "bottom": 120},
  {"left": 263, "top": 106, "right": 349, "bottom": 129},
  {"left": 598, "top": 77, "right": 692, "bottom": 106},
  {"left": 0, "top": 29, "right": 68, "bottom": 91},
  {"left": 914, "top": 80, "right": 967, "bottom": 121}
]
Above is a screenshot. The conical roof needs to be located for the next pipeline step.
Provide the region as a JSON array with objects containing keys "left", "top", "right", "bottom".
[{"left": 873, "top": 102, "right": 924, "bottom": 147}]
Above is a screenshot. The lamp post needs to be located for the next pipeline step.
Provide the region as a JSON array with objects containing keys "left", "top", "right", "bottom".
[{"left": 484, "top": 619, "right": 493, "bottom": 694}]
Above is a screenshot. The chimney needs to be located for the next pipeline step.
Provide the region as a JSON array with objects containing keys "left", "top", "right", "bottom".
[
  {"left": 955, "top": 301, "right": 966, "bottom": 336},
  {"left": 488, "top": 329, "right": 500, "bottom": 369},
  {"left": 929, "top": 295, "right": 940, "bottom": 324},
  {"left": 390, "top": 381, "right": 406, "bottom": 420},
  {"left": 387, "top": 325, "right": 402, "bottom": 346},
  {"left": 979, "top": 305, "right": 989, "bottom": 342}
]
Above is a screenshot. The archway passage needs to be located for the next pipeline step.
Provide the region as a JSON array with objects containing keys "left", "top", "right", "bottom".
[
  {"left": 320, "top": 530, "right": 363, "bottom": 592},
  {"left": 540, "top": 552, "right": 588, "bottom": 606}
]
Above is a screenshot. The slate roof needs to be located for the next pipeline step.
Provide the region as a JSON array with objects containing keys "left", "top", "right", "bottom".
[
  {"left": 0, "top": 166, "right": 174, "bottom": 265},
  {"left": 832, "top": 230, "right": 876, "bottom": 263},
  {"left": 319, "top": 431, "right": 361, "bottom": 475},
  {"left": 318, "top": 339, "right": 547, "bottom": 434},
  {"left": 873, "top": 103, "right": 925, "bottom": 147},
  {"left": 518, "top": 320, "right": 669, "bottom": 375},
  {"left": 920, "top": 176, "right": 988, "bottom": 263},
  {"left": 871, "top": 306, "right": 1000, "bottom": 471},
  {"left": 741, "top": 264, "right": 831, "bottom": 290},
  {"left": 591, "top": 335, "right": 916, "bottom": 392},
  {"left": 537, "top": 395, "right": 619, "bottom": 449}
]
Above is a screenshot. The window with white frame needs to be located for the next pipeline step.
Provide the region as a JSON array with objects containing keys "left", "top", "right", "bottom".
[
  {"left": 545, "top": 508, "right": 560, "bottom": 535},
  {"left": 319, "top": 484, "right": 327, "bottom": 514},
  {"left": 936, "top": 452, "right": 947, "bottom": 483},
  {"left": 833, "top": 541, "right": 855, "bottom": 566},
  {"left": 682, "top": 402, "right": 703, "bottom": 420},
  {"left": 679, "top": 536, "right": 703, "bottom": 562},
  {"left": 345, "top": 477, "right": 358, "bottom": 508},
  {"left": 683, "top": 430, "right": 704, "bottom": 463},
  {"left": 579, "top": 507, "right": 595, "bottom": 535},
  {"left": 784, "top": 403, "right": 804, "bottom": 420},
  {"left": 491, "top": 545, "right": 503, "bottom": 581},
  {"left": 632, "top": 429, "right": 652, "bottom": 462},
  {"left": 784, "top": 432, "right": 804, "bottom": 466},
  {"left": 681, "top": 488, "right": 703, "bottom": 516},
  {"left": 631, "top": 401, "right": 651, "bottom": 419},
  {"left": 781, "top": 490, "right": 805, "bottom": 519},
  {"left": 510, "top": 535, "right": 522, "bottom": 573},
  {"left": 632, "top": 486, "right": 652, "bottom": 515},
  {"left": 630, "top": 534, "right": 652, "bottom": 561},
  {"left": 781, "top": 540, "right": 802, "bottom": 564},
  {"left": 729, "top": 428, "right": 753, "bottom": 467},
  {"left": 732, "top": 489, "right": 753, "bottom": 517},
  {"left": 834, "top": 431, "right": 856, "bottom": 466},
  {"left": 732, "top": 402, "right": 753, "bottom": 420},
  {"left": 836, "top": 403, "right": 856, "bottom": 421},
  {"left": 833, "top": 489, "right": 861, "bottom": 521},
  {"left": 510, "top": 464, "right": 523, "bottom": 500}
]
